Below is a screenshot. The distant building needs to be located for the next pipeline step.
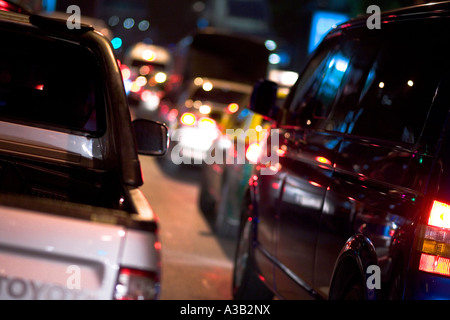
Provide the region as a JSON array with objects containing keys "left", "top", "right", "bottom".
[{"left": 202, "top": 0, "right": 273, "bottom": 36}]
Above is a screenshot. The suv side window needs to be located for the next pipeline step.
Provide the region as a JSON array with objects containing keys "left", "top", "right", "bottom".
[
  {"left": 281, "top": 34, "right": 368, "bottom": 133},
  {"left": 282, "top": 29, "right": 383, "bottom": 132},
  {"left": 279, "top": 36, "right": 340, "bottom": 128},
  {"left": 281, "top": 23, "right": 448, "bottom": 147},
  {"left": 320, "top": 34, "right": 379, "bottom": 134},
  {"left": 349, "top": 25, "right": 448, "bottom": 145}
]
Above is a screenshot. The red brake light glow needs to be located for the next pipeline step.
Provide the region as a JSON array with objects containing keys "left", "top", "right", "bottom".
[
  {"left": 315, "top": 156, "right": 332, "bottom": 166},
  {"left": 0, "top": 0, "right": 28, "bottom": 13},
  {"left": 428, "top": 200, "right": 450, "bottom": 229},
  {"left": 114, "top": 267, "right": 159, "bottom": 300},
  {"left": 417, "top": 200, "right": 450, "bottom": 277},
  {"left": 419, "top": 253, "right": 450, "bottom": 277}
]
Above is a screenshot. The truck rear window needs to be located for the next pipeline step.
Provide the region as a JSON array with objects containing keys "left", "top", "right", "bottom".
[{"left": 0, "top": 30, "right": 105, "bottom": 136}]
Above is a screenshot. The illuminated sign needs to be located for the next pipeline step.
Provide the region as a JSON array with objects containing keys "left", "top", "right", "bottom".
[{"left": 309, "top": 10, "right": 349, "bottom": 53}]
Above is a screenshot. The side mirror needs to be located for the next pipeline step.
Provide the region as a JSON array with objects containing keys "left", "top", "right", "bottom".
[
  {"left": 133, "top": 119, "right": 169, "bottom": 156},
  {"left": 249, "top": 79, "right": 278, "bottom": 119}
]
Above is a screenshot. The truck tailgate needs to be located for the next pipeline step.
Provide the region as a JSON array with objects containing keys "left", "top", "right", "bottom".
[{"left": 0, "top": 203, "right": 127, "bottom": 300}]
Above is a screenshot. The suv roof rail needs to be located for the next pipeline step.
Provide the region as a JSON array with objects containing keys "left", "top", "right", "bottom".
[
  {"left": 341, "top": 1, "right": 450, "bottom": 29},
  {"left": 382, "top": 1, "right": 450, "bottom": 16},
  {"left": 29, "top": 14, "right": 94, "bottom": 34}
]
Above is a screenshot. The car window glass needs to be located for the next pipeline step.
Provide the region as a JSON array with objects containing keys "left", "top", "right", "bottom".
[
  {"left": 281, "top": 36, "right": 345, "bottom": 128},
  {"left": 320, "top": 35, "right": 380, "bottom": 133},
  {"left": 0, "top": 31, "right": 105, "bottom": 136},
  {"left": 281, "top": 22, "right": 449, "bottom": 146},
  {"left": 234, "top": 108, "right": 252, "bottom": 128},
  {"left": 285, "top": 35, "right": 377, "bottom": 134},
  {"left": 349, "top": 25, "right": 449, "bottom": 145}
]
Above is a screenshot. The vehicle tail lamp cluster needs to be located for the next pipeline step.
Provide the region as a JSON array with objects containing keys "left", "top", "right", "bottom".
[
  {"left": 114, "top": 267, "right": 159, "bottom": 300},
  {"left": 417, "top": 200, "right": 450, "bottom": 276}
]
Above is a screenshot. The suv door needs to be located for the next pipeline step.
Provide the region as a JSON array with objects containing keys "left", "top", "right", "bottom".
[
  {"left": 271, "top": 35, "right": 349, "bottom": 299},
  {"left": 311, "top": 28, "right": 383, "bottom": 298}
]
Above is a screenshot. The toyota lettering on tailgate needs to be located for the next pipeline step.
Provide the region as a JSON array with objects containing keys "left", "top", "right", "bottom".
[{"left": 0, "top": 275, "right": 97, "bottom": 300}]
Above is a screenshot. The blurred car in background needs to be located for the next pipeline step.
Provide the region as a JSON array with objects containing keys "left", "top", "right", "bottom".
[
  {"left": 158, "top": 28, "right": 271, "bottom": 167},
  {"left": 267, "top": 69, "right": 299, "bottom": 105},
  {"left": 169, "top": 77, "right": 253, "bottom": 165},
  {"left": 199, "top": 70, "right": 297, "bottom": 238},
  {"left": 199, "top": 107, "right": 270, "bottom": 237},
  {"left": 122, "top": 42, "right": 172, "bottom": 114}
]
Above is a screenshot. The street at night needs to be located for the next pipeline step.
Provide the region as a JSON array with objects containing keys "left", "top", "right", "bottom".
[
  {"left": 2, "top": 0, "right": 450, "bottom": 309},
  {"left": 139, "top": 155, "right": 235, "bottom": 300}
]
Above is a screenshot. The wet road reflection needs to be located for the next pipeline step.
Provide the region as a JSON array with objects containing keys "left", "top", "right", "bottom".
[{"left": 138, "top": 155, "right": 236, "bottom": 299}]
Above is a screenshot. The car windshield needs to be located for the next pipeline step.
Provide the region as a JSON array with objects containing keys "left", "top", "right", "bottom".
[{"left": 0, "top": 29, "right": 105, "bottom": 135}]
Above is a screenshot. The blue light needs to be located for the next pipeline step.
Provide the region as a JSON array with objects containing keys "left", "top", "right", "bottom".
[
  {"left": 309, "top": 11, "right": 349, "bottom": 53},
  {"left": 43, "top": 0, "right": 56, "bottom": 13},
  {"left": 239, "top": 108, "right": 249, "bottom": 118},
  {"left": 269, "top": 53, "right": 281, "bottom": 65},
  {"left": 123, "top": 18, "right": 135, "bottom": 29},
  {"left": 111, "top": 37, "right": 123, "bottom": 50},
  {"left": 196, "top": 18, "right": 209, "bottom": 29},
  {"left": 138, "top": 20, "right": 150, "bottom": 31},
  {"left": 265, "top": 40, "right": 277, "bottom": 51}
]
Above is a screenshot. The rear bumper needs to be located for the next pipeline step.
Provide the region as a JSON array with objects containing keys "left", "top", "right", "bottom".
[
  {"left": 405, "top": 270, "right": 450, "bottom": 299},
  {"left": 0, "top": 192, "right": 160, "bottom": 300}
]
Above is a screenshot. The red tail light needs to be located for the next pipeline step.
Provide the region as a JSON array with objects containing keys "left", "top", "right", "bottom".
[
  {"left": 419, "top": 254, "right": 450, "bottom": 276},
  {"left": 417, "top": 200, "right": 450, "bottom": 277},
  {"left": 114, "top": 267, "right": 159, "bottom": 300},
  {"left": 428, "top": 200, "right": 450, "bottom": 229}
]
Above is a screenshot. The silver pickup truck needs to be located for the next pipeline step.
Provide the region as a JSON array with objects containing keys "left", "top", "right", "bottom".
[{"left": 0, "top": 10, "right": 168, "bottom": 299}]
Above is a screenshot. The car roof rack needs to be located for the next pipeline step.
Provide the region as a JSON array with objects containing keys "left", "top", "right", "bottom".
[{"left": 29, "top": 14, "right": 94, "bottom": 34}]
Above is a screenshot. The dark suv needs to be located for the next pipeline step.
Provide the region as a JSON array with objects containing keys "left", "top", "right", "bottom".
[{"left": 233, "top": 2, "right": 450, "bottom": 300}]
